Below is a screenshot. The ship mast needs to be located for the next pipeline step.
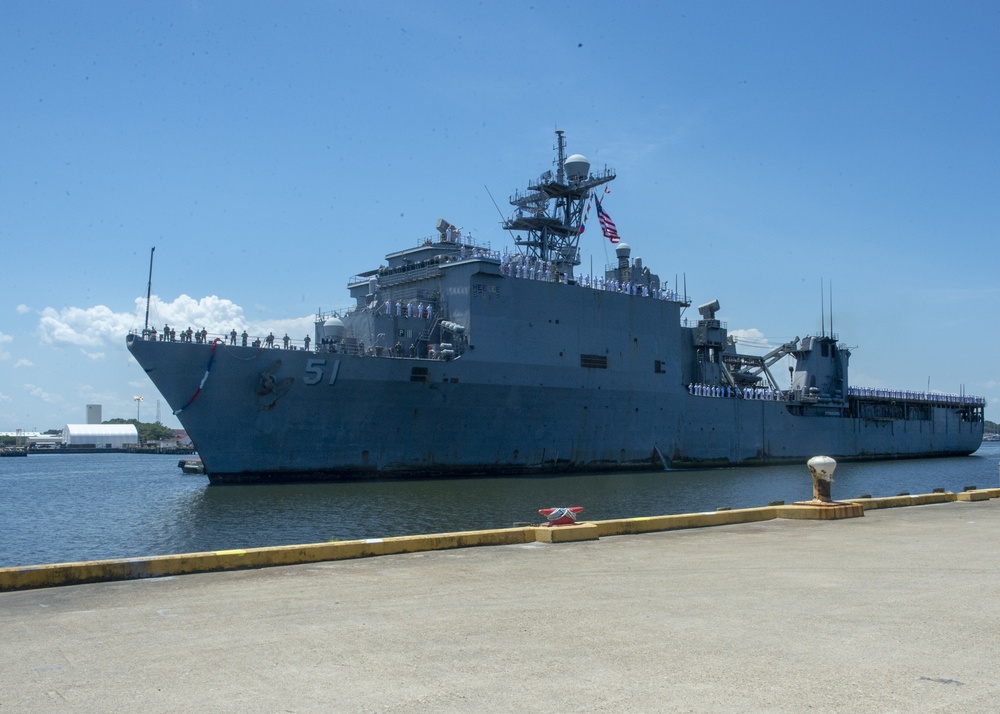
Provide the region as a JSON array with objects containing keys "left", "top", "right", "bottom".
[
  {"left": 144, "top": 246, "right": 155, "bottom": 334},
  {"left": 504, "top": 131, "right": 615, "bottom": 277}
]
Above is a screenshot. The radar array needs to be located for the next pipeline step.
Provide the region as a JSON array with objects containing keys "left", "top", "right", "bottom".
[{"left": 505, "top": 130, "right": 615, "bottom": 275}]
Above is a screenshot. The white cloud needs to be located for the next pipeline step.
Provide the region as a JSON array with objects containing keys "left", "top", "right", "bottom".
[
  {"left": 147, "top": 294, "right": 247, "bottom": 332},
  {"left": 145, "top": 294, "right": 314, "bottom": 344},
  {"left": 0, "top": 331, "right": 10, "bottom": 360},
  {"left": 24, "top": 384, "right": 58, "bottom": 403},
  {"left": 34, "top": 293, "right": 316, "bottom": 354},
  {"left": 728, "top": 328, "right": 772, "bottom": 354},
  {"left": 16, "top": 304, "right": 31, "bottom": 315},
  {"left": 37, "top": 305, "right": 132, "bottom": 348},
  {"left": 0, "top": 392, "right": 10, "bottom": 403},
  {"left": 13, "top": 359, "right": 33, "bottom": 368}
]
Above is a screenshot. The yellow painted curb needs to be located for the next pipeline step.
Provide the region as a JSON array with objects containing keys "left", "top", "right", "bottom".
[
  {"left": 0, "top": 489, "right": 992, "bottom": 592},
  {"left": 909, "top": 492, "right": 958, "bottom": 506},
  {"left": 589, "top": 506, "right": 778, "bottom": 538},
  {"left": 534, "top": 523, "right": 600, "bottom": 543},
  {"left": 0, "top": 529, "right": 536, "bottom": 592},
  {"left": 775, "top": 503, "right": 865, "bottom": 520},
  {"left": 957, "top": 490, "right": 992, "bottom": 502},
  {"left": 849, "top": 495, "right": 915, "bottom": 510}
]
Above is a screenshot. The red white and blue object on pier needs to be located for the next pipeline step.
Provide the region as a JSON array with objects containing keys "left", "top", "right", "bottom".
[{"left": 539, "top": 506, "right": 584, "bottom": 526}]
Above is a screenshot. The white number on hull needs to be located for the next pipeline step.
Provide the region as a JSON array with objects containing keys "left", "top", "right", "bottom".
[{"left": 304, "top": 359, "right": 341, "bottom": 386}]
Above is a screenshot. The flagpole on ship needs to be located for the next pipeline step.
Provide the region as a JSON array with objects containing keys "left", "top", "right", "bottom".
[{"left": 143, "top": 246, "right": 155, "bottom": 336}]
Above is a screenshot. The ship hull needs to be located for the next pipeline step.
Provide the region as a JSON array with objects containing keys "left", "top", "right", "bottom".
[{"left": 127, "top": 336, "right": 984, "bottom": 484}]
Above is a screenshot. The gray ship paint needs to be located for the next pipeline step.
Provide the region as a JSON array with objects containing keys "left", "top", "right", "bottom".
[{"left": 127, "top": 134, "right": 985, "bottom": 483}]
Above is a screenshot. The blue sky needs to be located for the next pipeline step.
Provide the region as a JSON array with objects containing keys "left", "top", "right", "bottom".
[{"left": 2, "top": 1, "right": 998, "bottom": 431}]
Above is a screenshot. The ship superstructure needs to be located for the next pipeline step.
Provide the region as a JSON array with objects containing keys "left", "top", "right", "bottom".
[{"left": 127, "top": 133, "right": 985, "bottom": 482}]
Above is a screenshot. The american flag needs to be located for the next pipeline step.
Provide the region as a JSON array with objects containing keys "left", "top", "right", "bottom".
[{"left": 595, "top": 198, "right": 620, "bottom": 244}]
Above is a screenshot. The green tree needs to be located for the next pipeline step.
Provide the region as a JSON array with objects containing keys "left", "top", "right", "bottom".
[{"left": 105, "top": 418, "right": 176, "bottom": 443}]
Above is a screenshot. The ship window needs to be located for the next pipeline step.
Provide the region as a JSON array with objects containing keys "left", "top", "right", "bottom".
[
  {"left": 822, "top": 343, "right": 829, "bottom": 357},
  {"left": 654, "top": 360, "right": 665, "bottom": 374},
  {"left": 580, "top": 354, "right": 608, "bottom": 369}
]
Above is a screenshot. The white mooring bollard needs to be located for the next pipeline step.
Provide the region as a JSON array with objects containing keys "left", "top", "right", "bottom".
[{"left": 807, "top": 455, "right": 837, "bottom": 503}]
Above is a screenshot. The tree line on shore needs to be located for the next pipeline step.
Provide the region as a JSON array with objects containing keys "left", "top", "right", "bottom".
[{"left": 1, "top": 419, "right": 178, "bottom": 445}]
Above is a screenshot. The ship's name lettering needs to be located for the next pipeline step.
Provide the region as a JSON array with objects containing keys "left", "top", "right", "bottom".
[
  {"left": 304, "top": 358, "right": 341, "bottom": 386},
  {"left": 472, "top": 282, "right": 499, "bottom": 300}
]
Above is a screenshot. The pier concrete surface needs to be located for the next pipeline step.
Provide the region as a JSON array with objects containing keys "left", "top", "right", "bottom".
[{"left": 3, "top": 499, "right": 1000, "bottom": 713}]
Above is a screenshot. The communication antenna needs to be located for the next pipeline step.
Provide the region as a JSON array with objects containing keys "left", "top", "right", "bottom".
[
  {"left": 504, "top": 130, "right": 615, "bottom": 274},
  {"left": 143, "top": 246, "right": 156, "bottom": 333},
  {"left": 829, "top": 280, "right": 834, "bottom": 338},
  {"left": 820, "top": 278, "right": 825, "bottom": 337},
  {"left": 485, "top": 185, "right": 517, "bottom": 242}
]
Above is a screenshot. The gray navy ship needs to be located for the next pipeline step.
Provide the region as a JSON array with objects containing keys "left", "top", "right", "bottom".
[{"left": 127, "top": 132, "right": 985, "bottom": 483}]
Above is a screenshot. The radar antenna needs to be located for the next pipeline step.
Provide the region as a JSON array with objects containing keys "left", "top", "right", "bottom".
[{"left": 504, "top": 130, "right": 615, "bottom": 277}]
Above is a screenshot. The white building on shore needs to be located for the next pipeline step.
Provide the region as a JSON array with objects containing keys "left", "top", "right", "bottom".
[{"left": 61, "top": 424, "right": 139, "bottom": 449}]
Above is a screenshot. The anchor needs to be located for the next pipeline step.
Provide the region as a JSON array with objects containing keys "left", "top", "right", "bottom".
[{"left": 255, "top": 360, "right": 294, "bottom": 408}]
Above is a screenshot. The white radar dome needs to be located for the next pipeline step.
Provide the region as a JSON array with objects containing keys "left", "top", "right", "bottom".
[
  {"left": 322, "top": 317, "right": 346, "bottom": 340},
  {"left": 615, "top": 242, "right": 631, "bottom": 259},
  {"left": 564, "top": 154, "right": 590, "bottom": 181}
]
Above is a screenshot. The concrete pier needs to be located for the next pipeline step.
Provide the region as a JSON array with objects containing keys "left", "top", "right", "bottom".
[{"left": 3, "top": 498, "right": 1000, "bottom": 712}]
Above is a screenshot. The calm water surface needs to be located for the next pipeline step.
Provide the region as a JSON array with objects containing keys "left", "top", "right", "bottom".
[{"left": 2, "top": 444, "right": 999, "bottom": 567}]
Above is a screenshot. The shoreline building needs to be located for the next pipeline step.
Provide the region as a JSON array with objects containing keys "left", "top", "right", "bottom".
[{"left": 62, "top": 424, "right": 138, "bottom": 449}]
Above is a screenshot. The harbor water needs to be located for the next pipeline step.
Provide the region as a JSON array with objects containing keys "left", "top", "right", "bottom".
[{"left": 2, "top": 443, "right": 999, "bottom": 568}]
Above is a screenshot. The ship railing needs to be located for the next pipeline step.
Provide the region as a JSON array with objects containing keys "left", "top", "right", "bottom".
[
  {"left": 500, "top": 262, "right": 686, "bottom": 303},
  {"left": 349, "top": 261, "right": 448, "bottom": 287},
  {"left": 377, "top": 290, "right": 440, "bottom": 311},
  {"left": 848, "top": 386, "right": 985, "bottom": 407},
  {"left": 130, "top": 328, "right": 319, "bottom": 353},
  {"left": 416, "top": 231, "right": 495, "bottom": 252},
  {"left": 686, "top": 383, "right": 785, "bottom": 401},
  {"left": 346, "top": 235, "right": 498, "bottom": 283}
]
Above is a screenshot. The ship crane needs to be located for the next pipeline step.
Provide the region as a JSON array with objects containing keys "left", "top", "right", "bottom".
[{"left": 722, "top": 337, "right": 800, "bottom": 392}]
